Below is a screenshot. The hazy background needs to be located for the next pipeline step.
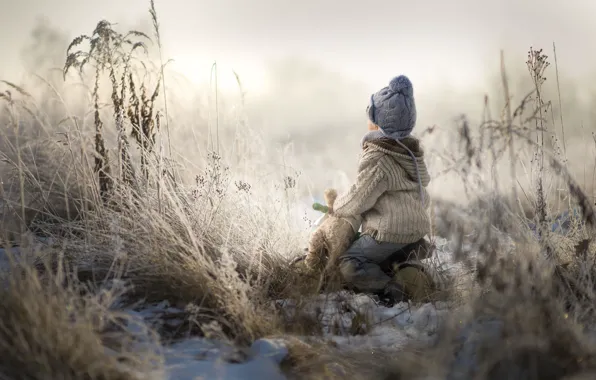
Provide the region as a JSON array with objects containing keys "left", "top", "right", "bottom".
[{"left": 1, "top": 0, "right": 596, "bottom": 209}]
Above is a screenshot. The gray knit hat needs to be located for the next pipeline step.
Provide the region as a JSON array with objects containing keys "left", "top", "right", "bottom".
[{"left": 367, "top": 75, "right": 416, "bottom": 140}]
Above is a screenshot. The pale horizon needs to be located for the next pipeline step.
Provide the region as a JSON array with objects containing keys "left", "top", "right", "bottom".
[{"left": 2, "top": 0, "right": 596, "bottom": 94}]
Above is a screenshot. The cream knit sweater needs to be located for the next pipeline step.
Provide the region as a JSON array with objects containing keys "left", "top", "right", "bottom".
[{"left": 332, "top": 137, "right": 431, "bottom": 244}]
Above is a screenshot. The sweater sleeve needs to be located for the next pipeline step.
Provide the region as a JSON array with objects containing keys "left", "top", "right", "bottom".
[{"left": 332, "top": 165, "right": 388, "bottom": 218}]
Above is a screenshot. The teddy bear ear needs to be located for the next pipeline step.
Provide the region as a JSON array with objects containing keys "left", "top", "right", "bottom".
[{"left": 324, "top": 188, "right": 338, "bottom": 207}]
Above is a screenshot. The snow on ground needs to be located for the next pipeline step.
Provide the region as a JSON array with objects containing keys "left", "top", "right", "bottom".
[
  {"left": 119, "top": 290, "right": 452, "bottom": 379},
  {"left": 0, "top": 230, "right": 516, "bottom": 379},
  {"left": 163, "top": 338, "right": 287, "bottom": 380},
  {"left": 0, "top": 205, "right": 467, "bottom": 379},
  {"left": 122, "top": 301, "right": 289, "bottom": 380},
  {"left": 0, "top": 235, "right": 459, "bottom": 376},
  {"left": 276, "top": 291, "right": 450, "bottom": 351},
  {"left": 0, "top": 236, "right": 53, "bottom": 277},
  {"left": 0, "top": 199, "right": 580, "bottom": 379}
]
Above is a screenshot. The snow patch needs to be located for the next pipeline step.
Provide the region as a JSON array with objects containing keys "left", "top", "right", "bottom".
[
  {"left": 164, "top": 338, "right": 287, "bottom": 380},
  {"left": 123, "top": 292, "right": 452, "bottom": 379},
  {"left": 122, "top": 301, "right": 290, "bottom": 380},
  {"left": 277, "top": 291, "right": 450, "bottom": 351}
]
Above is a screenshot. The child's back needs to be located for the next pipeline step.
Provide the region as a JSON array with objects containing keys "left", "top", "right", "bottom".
[{"left": 334, "top": 134, "right": 430, "bottom": 244}]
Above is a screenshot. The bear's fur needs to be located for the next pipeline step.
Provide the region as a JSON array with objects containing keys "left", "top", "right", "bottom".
[{"left": 305, "top": 188, "right": 357, "bottom": 274}]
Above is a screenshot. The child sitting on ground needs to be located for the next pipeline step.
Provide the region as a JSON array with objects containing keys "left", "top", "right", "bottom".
[{"left": 330, "top": 75, "right": 431, "bottom": 306}]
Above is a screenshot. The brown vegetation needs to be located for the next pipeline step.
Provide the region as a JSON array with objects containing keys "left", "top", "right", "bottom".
[{"left": 1, "top": 3, "right": 596, "bottom": 379}]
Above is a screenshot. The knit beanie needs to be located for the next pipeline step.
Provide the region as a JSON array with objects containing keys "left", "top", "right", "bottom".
[{"left": 367, "top": 75, "right": 416, "bottom": 139}]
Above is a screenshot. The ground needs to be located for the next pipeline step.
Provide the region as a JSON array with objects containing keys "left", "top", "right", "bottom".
[{"left": 0, "top": 235, "right": 461, "bottom": 379}]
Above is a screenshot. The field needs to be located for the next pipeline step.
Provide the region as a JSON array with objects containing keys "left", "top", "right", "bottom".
[{"left": 1, "top": 2, "right": 596, "bottom": 379}]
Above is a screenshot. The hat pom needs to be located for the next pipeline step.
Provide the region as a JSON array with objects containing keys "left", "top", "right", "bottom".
[{"left": 388, "top": 75, "right": 413, "bottom": 96}]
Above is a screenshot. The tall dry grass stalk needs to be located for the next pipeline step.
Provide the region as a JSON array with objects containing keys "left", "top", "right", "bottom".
[
  {"left": 526, "top": 47, "right": 551, "bottom": 256},
  {"left": 552, "top": 42, "right": 567, "bottom": 158},
  {"left": 149, "top": 0, "right": 172, "bottom": 159},
  {"left": 210, "top": 61, "right": 221, "bottom": 155},
  {"left": 64, "top": 19, "right": 165, "bottom": 201}
]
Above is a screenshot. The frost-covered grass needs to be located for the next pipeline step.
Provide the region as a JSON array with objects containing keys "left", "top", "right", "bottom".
[
  {"left": 2, "top": 3, "right": 596, "bottom": 380},
  {"left": 0, "top": 242, "right": 454, "bottom": 380}
]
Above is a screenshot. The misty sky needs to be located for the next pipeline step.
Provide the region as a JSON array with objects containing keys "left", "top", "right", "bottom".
[{"left": 1, "top": 0, "right": 595, "bottom": 93}]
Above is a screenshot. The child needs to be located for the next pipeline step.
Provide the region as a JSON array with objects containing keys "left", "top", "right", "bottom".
[{"left": 329, "top": 75, "right": 431, "bottom": 305}]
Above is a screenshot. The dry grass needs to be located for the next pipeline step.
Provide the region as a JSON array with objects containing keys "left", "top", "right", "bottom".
[
  {"left": 2, "top": 2, "right": 596, "bottom": 380},
  {"left": 0, "top": 250, "right": 163, "bottom": 379},
  {"left": 373, "top": 48, "right": 596, "bottom": 380}
]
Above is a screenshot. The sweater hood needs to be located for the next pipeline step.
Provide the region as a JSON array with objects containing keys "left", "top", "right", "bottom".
[{"left": 362, "top": 134, "right": 430, "bottom": 186}]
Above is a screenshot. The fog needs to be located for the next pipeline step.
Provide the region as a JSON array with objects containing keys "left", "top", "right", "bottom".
[{"left": 1, "top": 0, "right": 596, "bottom": 205}]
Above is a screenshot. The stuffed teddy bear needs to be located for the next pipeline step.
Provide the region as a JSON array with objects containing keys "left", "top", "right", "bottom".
[{"left": 305, "top": 188, "right": 360, "bottom": 274}]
